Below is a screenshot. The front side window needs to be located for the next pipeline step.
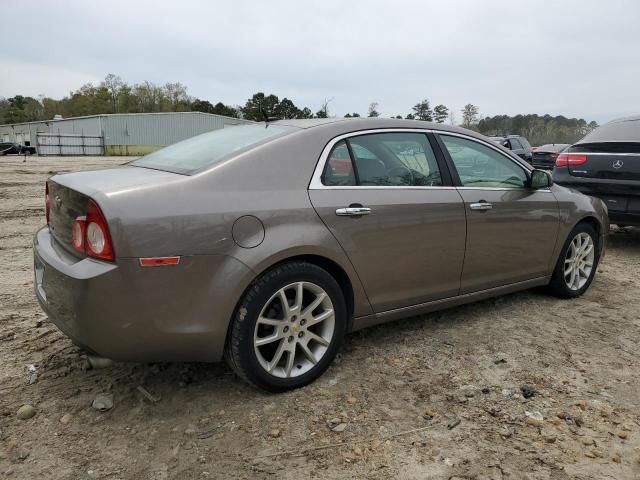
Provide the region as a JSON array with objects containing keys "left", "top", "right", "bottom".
[
  {"left": 322, "top": 132, "right": 443, "bottom": 187},
  {"left": 440, "top": 135, "right": 528, "bottom": 188}
]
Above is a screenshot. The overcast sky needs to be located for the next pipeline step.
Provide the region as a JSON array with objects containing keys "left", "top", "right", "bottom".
[{"left": 1, "top": 0, "right": 638, "bottom": 123}]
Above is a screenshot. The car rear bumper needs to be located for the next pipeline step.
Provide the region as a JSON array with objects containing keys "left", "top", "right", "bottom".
[
  {"left": 33, "top": 226, "right": 252, "bottom": 362},
  {"left": 553, "top": 169, "right": 640, "bottom": 226}
]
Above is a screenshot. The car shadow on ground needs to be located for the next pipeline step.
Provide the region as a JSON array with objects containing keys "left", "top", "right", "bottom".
[
  {"left": 607, "top": 225, "right": 640, "bottom": 253},
  {"left": 37, "top": 227, "right": 633, "bottom": 410},
  {"left": 60, "top": 286, "right": 547, "bottom": 407}
]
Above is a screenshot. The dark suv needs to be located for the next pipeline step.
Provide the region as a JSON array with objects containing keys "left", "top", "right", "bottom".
[
  {"left": 553, "top": 116, "right": 640, "bottom": 227},
  {"left": 489, "top": 135, "right": 533, "bottom": 163},
  {"left": 0, "top": 142, "right": 36, "bottom": 155}
]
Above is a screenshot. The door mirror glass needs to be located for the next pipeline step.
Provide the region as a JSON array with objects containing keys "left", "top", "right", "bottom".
[{"left": 530, "top": 169, "right": 552, "bottom": 189}]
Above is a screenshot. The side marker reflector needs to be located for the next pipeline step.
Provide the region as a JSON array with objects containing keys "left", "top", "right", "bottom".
[{"left": 139, "top": 256, "right": 181, "bottom": 267}]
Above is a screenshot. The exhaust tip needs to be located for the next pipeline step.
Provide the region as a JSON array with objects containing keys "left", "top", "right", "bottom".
[{"left": 87, "top": 355, "right": 115, "bottom": 369}]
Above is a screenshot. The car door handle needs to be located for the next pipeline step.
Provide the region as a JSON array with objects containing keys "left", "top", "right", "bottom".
[
  {"left": 335, "top": 207, "right": 372, "bottom": 216},
  {"left": 469, "top": 202, "right": 493, "bottom": 211}
]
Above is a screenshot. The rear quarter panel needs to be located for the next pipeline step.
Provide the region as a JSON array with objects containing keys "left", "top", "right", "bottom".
[{"left": 103, "top": 128, "right": 373, "bottom": 320}]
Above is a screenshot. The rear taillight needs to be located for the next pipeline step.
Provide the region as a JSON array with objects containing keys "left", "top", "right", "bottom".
[
  {"left": 85, "top": 201, "right": 114, "bottom": 261},
  {"left": 45, "top": 183, "right": 50, "bottom": 224},
  {"left": 555, "top": 153, "right": 587, "bottom": 167},
  {"left": 71, "top": 200, "right": 115, "bottom": 261}
]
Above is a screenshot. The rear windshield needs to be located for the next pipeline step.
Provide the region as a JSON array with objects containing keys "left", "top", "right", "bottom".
[
  {"left": 518, "top": 137, "right": 531, "bottom": 148},
  {"left": 131, "top": 124, "right": 293, "bottom": 174},
  {"left": 577, "top": 118, "right": 640, "bottom": 144}
]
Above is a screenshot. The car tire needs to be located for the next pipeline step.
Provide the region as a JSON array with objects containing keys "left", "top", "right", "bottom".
[
  {"left": 225, "top": 261, "right": 347, "bottom": 392},
  {"left": 547, "top": 222, "right": 600, "bottom": 298}
]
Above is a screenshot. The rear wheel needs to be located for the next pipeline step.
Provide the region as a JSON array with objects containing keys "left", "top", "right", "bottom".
[
  {"left": 225, "top": 262, "right": 347, "bottom": 391},
  {"left": 547, "top": 223, "right": 599, "bottom": 298}
]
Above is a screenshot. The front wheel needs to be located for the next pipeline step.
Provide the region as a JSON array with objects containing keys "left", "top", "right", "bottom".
[
  {"left": 547, "top": 223, "right": 599, "bottom": 298},
  {"left": 225, "top": 262, "right": 347, "bottom": 391}
]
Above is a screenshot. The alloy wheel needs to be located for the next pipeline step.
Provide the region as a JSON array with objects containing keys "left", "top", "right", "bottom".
[
  {"left": 253, "top": 282, "right": 335, "bottom": 378},
  {"left": 563, "top": 232, "right": 595, "bottom": 291}
]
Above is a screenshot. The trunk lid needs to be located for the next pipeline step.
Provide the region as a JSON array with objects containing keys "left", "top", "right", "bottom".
[
  {"left": 567, "top": 142, "right": 640, "bottom": 181},
  {"left": 47, "top": 165, "right": 183, "bottom": 255},
  {"left": 532, "top": 151, "right": 558, "bottom": 167},
  {"left": 48, "top": 181, "right": 91, "bottom": 255}
]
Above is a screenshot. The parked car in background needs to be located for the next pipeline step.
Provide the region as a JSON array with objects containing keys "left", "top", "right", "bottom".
[
  {"left": 0, "top": 142, "right": 36, "bottom": 155},
  {"left": 34, "top": 118, "right": 608, "bottom": 391},
  {"left": 532, "top": 144, "right": 570, "bottom": 169},
  {"left": 489, "top": 135, "right": 533, "bottom": 163},
  {"left": 553, "top": 115, "right": 640, "bottom": 227}
]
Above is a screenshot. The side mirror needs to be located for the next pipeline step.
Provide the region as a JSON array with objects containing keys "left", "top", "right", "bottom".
[
  {"left": 502, "top": 141, "right": 510, "bottom": 149},
  {"left": 529, "top": 169, "right": 553, "bottom": 189}
]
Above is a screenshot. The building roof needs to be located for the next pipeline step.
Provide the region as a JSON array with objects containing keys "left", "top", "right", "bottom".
[{"left": 0, "top": 111, "right": 250, "bottom": 128}]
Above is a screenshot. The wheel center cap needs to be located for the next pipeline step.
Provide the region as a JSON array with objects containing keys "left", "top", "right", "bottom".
[{"left": 291, "top": 323, "right": 301, "bottom": 333}]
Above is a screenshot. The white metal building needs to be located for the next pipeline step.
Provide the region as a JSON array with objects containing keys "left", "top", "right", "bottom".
[{"left": 0, "top": 112, "right": 252, "bottom": 155}]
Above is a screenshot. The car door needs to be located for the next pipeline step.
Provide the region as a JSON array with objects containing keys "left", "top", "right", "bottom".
[
  {"left": 309, "top": 130, "right": 466, "bottom": 313},
  {"left": 436, "top": 133, "right": 559, "bottom": 294}
]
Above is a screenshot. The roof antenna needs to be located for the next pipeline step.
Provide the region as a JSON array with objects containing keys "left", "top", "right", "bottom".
[{"left": 260, "top": 103, "right": 279, "bottom": 124}]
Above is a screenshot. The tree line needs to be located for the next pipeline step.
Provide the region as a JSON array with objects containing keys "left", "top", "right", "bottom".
[{"left": 0, "top": 74, "right": 597, "bottom": 145}]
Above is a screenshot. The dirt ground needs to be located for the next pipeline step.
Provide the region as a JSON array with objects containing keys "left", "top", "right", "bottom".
[{"left": 1, "top": 155, "right": 639, "bottom": 480}]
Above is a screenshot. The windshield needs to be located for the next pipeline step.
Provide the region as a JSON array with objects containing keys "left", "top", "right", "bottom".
[{"left": 131, "top": 124, "right": 293, "bottom": 174}]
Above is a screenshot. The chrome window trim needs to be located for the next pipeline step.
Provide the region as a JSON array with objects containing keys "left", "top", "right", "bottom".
[
  {"left": 310, "top": 185, "right": 458, "bottom": 190},
  {"left": 457, "top": 186, "right": 552, "bottom": 193},
  {"left": 309, "top": 128, "right": 456, "bottom": 190}
]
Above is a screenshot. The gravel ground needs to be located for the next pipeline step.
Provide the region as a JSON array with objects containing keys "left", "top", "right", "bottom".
[{"left": 1, "top": 155, "right": 639, "bottom": 480}]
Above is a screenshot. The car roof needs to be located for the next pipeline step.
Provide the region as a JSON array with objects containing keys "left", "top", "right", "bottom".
[
  {"left": 266, "top": 117, "right": 490, "bottom": 139},
  {"left": 607, "top": 115, "right": 640, "bottom": 124}
]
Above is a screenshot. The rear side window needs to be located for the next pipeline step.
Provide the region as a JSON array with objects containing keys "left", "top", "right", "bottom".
[
  {"left": 131, "top": 124, "right": 292, "bottom": 174},
  {"left": 323, "top": 141, "right": 356, "bottom": 186},
  {"left": 322, "top": 132, "right": 443, "bottom": 187}
]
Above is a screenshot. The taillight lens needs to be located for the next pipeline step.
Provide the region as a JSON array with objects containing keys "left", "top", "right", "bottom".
[
  {"left": 45, "top": 183, "right": 50, "bottom": 224},
  {"left": 85, "top": 201, "right": 114, "bottom": 261},
  {"left": 555, "top": 153, "right": 587, "bottom": 167},
  {"left": 70, "top": 200, "right": 114, "bottom": 261}
]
